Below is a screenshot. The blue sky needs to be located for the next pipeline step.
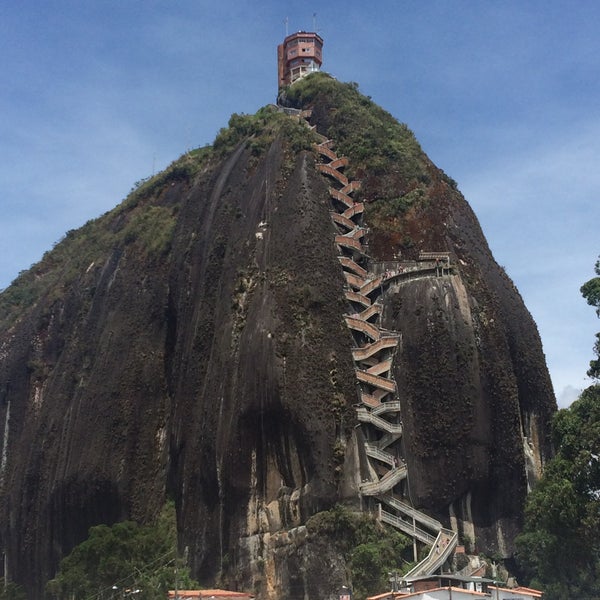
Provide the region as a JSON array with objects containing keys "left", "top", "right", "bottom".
[{"left": 1, "top": 1, "right": 598, "bottom": 407}]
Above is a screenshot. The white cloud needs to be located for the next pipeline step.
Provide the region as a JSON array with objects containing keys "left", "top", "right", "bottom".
[{"left": 557, "top": 385, "right": 583, "bottom": 409}]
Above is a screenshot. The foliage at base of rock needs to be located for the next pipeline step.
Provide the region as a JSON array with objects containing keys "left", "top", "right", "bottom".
[
  {"left": 306, "top": 505, "right": 412, "bottom": 599},
  {"left": 516, "top": 384, "right": 600, "bottom": 599},
  {"left": 45, "top": 502, "right": 196, "bottom": 600},
  {"left": 0, "top": 581, "right": 26, "bottom": 600}
]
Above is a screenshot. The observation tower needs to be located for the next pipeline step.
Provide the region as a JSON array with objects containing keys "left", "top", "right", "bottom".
[{"left": 277, "top": 31, "right": 323, "bottom": 88}]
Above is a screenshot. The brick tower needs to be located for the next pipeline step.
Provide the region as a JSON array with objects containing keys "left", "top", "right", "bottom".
[{"left": 277, "top": 31, "right": 323, "bottom": 88}]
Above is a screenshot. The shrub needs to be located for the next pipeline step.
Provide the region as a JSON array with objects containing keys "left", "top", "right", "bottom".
[{"left": 306, "top": 505, "right": 412, "bottom": 599}]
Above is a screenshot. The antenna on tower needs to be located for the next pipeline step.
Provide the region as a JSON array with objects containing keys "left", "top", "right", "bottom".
[
  {"left": 313, "top": 12, "right": 317, "bottom": 32},
  {"left": 284, "top": 16, "right": 289, "bottom": 37}
]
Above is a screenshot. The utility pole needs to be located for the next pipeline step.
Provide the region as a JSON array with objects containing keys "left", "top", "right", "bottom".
[
  {"left": 413, "top": 518, "right": 417, "bottom": 563},
  {"left": 388, "top": 571, "right": 400, "bottom": 592},
  {"left": 174, "top": 554, "right": 178, "bottom": 600}
]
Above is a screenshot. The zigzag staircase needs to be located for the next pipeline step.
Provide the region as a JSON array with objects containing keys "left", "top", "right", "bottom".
[{"left": 296, "top": 109, "right": 458, "bottom": 578}]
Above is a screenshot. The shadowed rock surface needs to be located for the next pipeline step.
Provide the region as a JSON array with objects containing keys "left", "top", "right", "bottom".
[{"left": 0, "top": 75, "right": 555, "bottom": 598}]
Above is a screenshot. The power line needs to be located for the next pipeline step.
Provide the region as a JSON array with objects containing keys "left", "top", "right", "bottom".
[{"left": 83, "top": 548, "right": 177, "bottom": 600}]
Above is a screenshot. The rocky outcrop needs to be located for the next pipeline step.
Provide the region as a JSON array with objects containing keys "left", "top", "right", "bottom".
[
  {"left": 0, "top": 79, "right": 556, "bottom": 598},
  {"left": 375, "top": 162, "right": 556, "bottom": 554}
]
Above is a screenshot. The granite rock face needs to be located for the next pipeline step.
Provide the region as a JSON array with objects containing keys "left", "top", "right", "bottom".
[{"left": 0, "top": 80, "right": 555, "bottom": 598}]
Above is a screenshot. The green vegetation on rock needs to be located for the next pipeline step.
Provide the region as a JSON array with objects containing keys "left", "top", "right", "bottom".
[
  {"left": 0, "top": 580, "right": 26, "bottom": 600},
  {"left": 127, "top": 146, "right": 212, "bottom": 207},
  {"left": 306, "top": 505, "right": 412, "bottom": 600},
  {"left": 282, "top": 72, "right": 455, "bottom": 257},
  {"left": 213, "top": 105, "right": 317, "bottom": 159},
  {"left": 0, "top": 103, "right": 319, "bottom": 333},
  {"left": 285, "top": 73, "right": 426, "bottom": 183},
  {"left": 0, "top": 150, "right": 202, "bottom": 329}
]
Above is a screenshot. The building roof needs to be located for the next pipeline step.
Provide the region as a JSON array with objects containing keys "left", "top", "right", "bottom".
[
  {"left": 489, "top": 585, "right": 543, "bottom": 598},
  {"left": 513, "top": 587, "right": 543, "bottom": 598},
  {"left": 167, "top": 591, "right": 253, "bottom": 599},
  {"left": 282, "top": 30, "right": 323, "bottom": 44},
  {"left": 392, "top": 586, "right": 489, "bottom": 599},
  {"left": 366, "top": 592, "right": 409, "bottom": 600}
]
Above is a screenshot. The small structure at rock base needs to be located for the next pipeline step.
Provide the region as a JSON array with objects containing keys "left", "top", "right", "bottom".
[{"left": 167, "top": 590, "right": 254, "bottom": 600}]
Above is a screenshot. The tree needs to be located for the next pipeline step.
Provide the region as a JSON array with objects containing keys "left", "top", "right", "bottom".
[
  {"left": 45, "top": 502, "right": 197, "bottom": 600},
  {"left": 350, "top": 531, "right": 411, "bottom": 600},
  {"left": 0, "top": 580, "right": 26, "bottom": 600},
  {"left": 516, "top": 385, "right": 600, "bottom": 599},
  {"left": 580, "top": 257, "right": 600, "bottom": 379},
  {"left": 306, "top": 504, "right": 412, "bottom": 600},
  {"left": 517, "top": 257, "right": 600, "bottom": 597}
]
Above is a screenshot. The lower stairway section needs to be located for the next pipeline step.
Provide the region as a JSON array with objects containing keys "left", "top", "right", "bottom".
[{"left": 404, "top": 529, "right": 458, "bottom": 579}]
